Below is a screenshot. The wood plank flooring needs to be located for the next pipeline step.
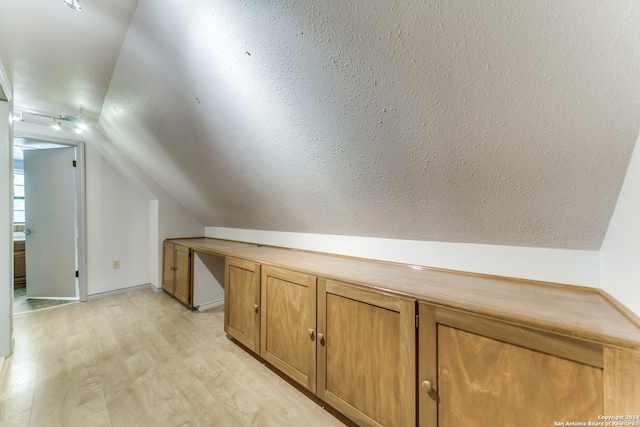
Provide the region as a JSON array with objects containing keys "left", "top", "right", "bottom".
[{"left": 0, "top": 289, "right": 347, "bottom": 427}]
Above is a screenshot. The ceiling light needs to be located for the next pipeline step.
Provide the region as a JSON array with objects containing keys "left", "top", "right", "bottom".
[
  {"left": 17, "top": 110, "right": 89, "bottom": 132},
  {"left": 64, "top": 0, "right": 82, "bottom": 12}
]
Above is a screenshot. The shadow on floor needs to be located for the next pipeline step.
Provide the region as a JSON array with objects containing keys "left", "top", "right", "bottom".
[{"left": 14, "top": 287, "right": 76, "bottom": 314}]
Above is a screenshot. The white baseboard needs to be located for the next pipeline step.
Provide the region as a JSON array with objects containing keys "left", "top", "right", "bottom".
[
  {"left": 197, "top": 298, "right": 224, "bottom": 312},
  {"left": 87, "top": 283, "right": 153, "bottom": 301}
]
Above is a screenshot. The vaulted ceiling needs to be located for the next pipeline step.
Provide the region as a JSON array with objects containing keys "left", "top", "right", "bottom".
[{"left": 2, "top": 0, "right": 639, "bottom": 250}]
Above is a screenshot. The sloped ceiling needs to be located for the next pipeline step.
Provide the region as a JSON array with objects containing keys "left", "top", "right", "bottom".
[
  {"left": 0, "top": 0, "right": 137, "bottom": 122},
  {"left": 5, "top": 0, "right": 640, "bottom": 250}
]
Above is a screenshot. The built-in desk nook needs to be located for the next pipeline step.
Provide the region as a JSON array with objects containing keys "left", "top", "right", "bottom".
[{"left": 164, "top": 237, "right": 640, "bottom": 426}]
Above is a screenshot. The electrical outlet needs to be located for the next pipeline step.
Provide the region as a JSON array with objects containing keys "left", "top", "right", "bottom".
[{"left": 112, "top": 260, "right": 120, "bottom": 269}]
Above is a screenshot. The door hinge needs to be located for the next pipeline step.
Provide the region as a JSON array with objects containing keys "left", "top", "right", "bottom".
[
  {"left": 76, "top": 270, "right": 79, "bottom": 278},
  {"left": 72, "top": 160, "right": 77, "bottom": 167},
  {"left": 415, "top": 314, "right": 419, "bottom": 328}
]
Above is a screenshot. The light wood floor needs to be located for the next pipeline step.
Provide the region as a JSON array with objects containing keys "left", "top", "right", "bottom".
[{"left": 0, "top": 289, "right": 347, "bottom": 427}]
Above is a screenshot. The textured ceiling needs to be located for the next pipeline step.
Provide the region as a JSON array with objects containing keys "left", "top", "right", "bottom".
[
  {"left": 5, "top": 0, "right": 640, "bottom": 250},
  {"left": 0, "top": 0, "right": 138, "bottom": 122}
]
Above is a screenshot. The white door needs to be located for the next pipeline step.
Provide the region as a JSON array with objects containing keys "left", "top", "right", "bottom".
[{"left": 24, "top": 147, "right": 77, "bottom": 299}]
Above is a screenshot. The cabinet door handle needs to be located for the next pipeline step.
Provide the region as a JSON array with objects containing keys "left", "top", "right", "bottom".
[
  {"left": 307, "top": 329, "right": 315, "bottom": 340},
  {"left": 317, "top": 333, "right": 325, "bottom": 346},
  {"left": 254, "top": 304, "right": 259, "bottom": 313},
  {"left": 421, "top": 380, "right": 433, "bottom": 393}
]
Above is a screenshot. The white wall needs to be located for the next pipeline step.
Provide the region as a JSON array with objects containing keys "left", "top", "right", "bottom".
[
  {"left": 85, "top": 144, "right": 153, "bottom": 296},
  {"left": 0, "top": 100, "right": 13, "bottom": 357},
  {"left": 84, "top": 131, "right": 205, "bottom": 293},
  {"left": 601, "top": 135, "right": 640, "bottom": 315},
  {"left": 149, "top": 199, "right": 159, "bottom": 288},
  {"left": 84, "top": 128, "right": 204, "bottom": 291},
  {"left": 206, "top": 227, "right": 600, "bottom": 288}
]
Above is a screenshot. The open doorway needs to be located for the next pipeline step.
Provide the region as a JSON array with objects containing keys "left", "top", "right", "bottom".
[{"left": 13, "top": 137, "right": 82, "bottom": 313}]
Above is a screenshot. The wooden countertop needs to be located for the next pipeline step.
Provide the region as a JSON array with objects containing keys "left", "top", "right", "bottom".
[{"left": 168, "top": 237, "right": 640, "bottom": 350}]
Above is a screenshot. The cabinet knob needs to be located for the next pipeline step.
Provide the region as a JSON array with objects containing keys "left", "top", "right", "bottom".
[
  {"left": 317, "top": 333, "right": 325, "bottom": 346},
  {"left": 254, "top": 304, "right": 259, "bottom": 313},
  {"left": 421, "top": 380, "right": 433, "bottom": 393},
  {"left": 307, "top": 329, "right": 315, "bottom": 340}
]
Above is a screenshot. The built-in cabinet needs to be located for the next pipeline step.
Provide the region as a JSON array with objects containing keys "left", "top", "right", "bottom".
[
  {"left": 261, "top": 265, "right": 317, "bottom": 392},
  {"left": 162, "top": 242, "right": 192, "bottom": 307},
  {"left": 224, "top": 262, "right": 416, "bottom": 426},
  {"left": 167, "top": 238, "right": 640, "bottom": 427},
  {"left": 224, "top": 257, "right": 261, "bottom": 353},
  {"left": 13, "top": 240, "right": 26, "bottom": 288},
  {"left": 317, "top": 279, "right": 416, "bottom": 427},
  {"left": 418, "top": 303, "right": 608, "bottom": 426}
]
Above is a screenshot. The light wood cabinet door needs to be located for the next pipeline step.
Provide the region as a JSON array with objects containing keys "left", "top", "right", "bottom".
[
  {"left": 261, "top": 266, "right": 317, "bottom": 392},
  {"left": 418, "top": 303, "right": 605, "bottom": 426},
  {"left": 162, "top": 242, "right": 192, "bottom": 307},
  {"left": 162, "top": 242, "right": 176, "bottom": 294},
  {"left": 224, "top": 257, "right": 261, "bottom": 353},
  {"left": 317, "top": 279, "right": 416, "bottom": 427},
  {"left": 604, "top": 347, "right": 640, "bottom": 414},
  {"left": 173, "top": 245, "right": 192, "bottom": 306}
]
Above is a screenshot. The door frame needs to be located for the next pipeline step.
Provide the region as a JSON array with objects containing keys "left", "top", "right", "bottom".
[
  {"left": 0, "top": 61, "right": 13, "bottom": 357},
  {"left": 14, "top": 129, "right": 88, "bottom": 302}
]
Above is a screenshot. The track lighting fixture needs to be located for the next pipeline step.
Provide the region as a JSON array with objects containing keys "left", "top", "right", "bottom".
[
  {"left": 64, "top": 0, "right": 82, "bottom": 11},
  {"left": 13, "top": 110, "right": 89, "bottom": 133}
]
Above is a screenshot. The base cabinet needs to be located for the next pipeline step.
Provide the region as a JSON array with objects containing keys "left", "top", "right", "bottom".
[
  {"left": 437, "top": 326, "right": 602, "bottom": 425},
  {"left": 318, "top": 279, "right": 416, "bottom": 427},
  {"left": 224, "top": 257, "right": 261, "bottom": 353},
  {"left": 162, "top": 242, "right": 192, "bottom": 307},
  {"left": 603, "top": 347, "right": 640, "bottom": 414},
  {"left": 261, "top": 266, "right": 317, "bottom": 392},
  {"left": 168, "top": 239, "right": 640, "bottom": 427},
  {"left": 223, "top": 263, "right": 417, "bottom": 427},
  {"left": 417, "top": 303, "right": 640, "bottom": 426}
]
